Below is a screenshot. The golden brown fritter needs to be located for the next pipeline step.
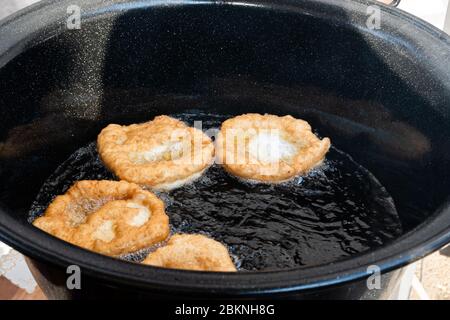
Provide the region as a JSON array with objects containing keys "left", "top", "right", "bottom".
[
  {"left": 142, "top": 234, "right": 237, "bottom": 272},
  {"left": 215, "top": 114, "right": 331, "bottom": 182},
  {"left": 32, "top": 180, "right": 170, "bottom": 256},
  {"left": 97, "top": 116, "right": 215, "bottom": 190}
]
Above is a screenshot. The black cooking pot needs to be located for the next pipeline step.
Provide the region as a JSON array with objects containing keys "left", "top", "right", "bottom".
[{"left": 1, "top": 0, "right": 450, "bottom": 300}]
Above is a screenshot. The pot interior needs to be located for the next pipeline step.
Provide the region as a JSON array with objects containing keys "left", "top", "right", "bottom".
[{"left": 0, "top": 0, "right": 450, "bottom": 277}]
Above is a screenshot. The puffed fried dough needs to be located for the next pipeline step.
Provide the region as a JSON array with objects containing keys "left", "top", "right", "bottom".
[
  {"left": 142, "top": 234, "right": 237, "bottom": 272},
  {"left": 97, "top": 115, "right": 215, "bottom": 190},
  {"left": 215, "top": 113, "right": 331, "bottom": 182},
  {"left": 32, "top": 180, "right": 170, "bottom": 256}
]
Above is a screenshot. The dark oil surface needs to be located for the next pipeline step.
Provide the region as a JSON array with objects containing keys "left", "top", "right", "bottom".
[{"left": 29, "top": 111, "right": 402, "bottom": 271}]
